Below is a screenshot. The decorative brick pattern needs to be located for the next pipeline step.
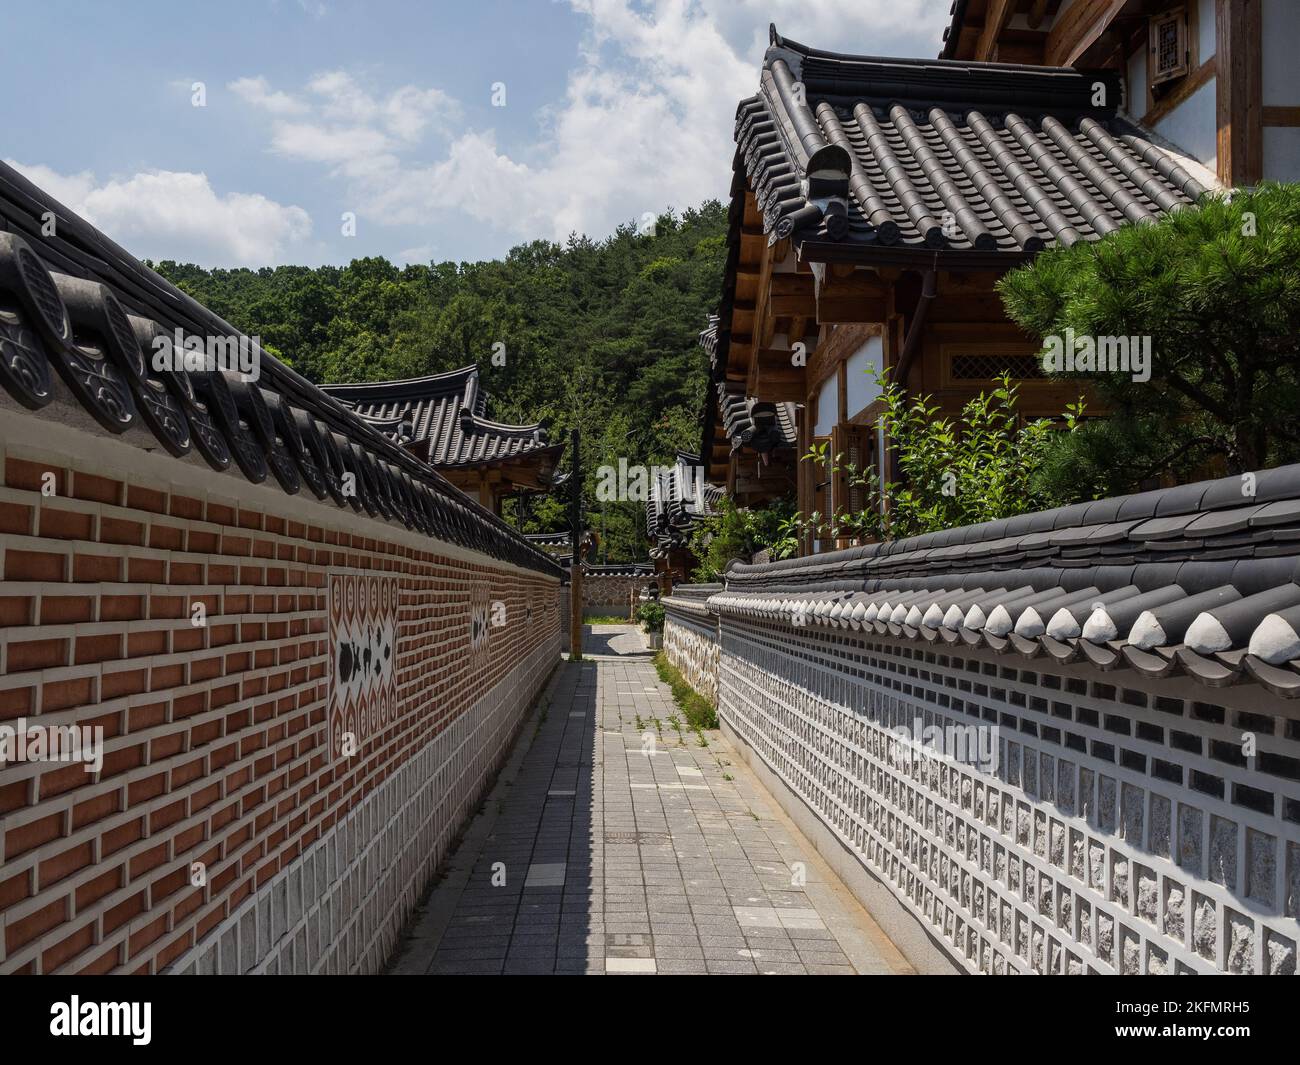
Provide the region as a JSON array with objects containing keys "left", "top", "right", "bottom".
[
  {"left": 174, "top": 637, "right": 556, "bottom": 974},
  {"left": 660, "top": 597, "right": 1300, "bottom": 975},
  {"left": 0, "top": 418, "right": 560, "bottom": 974}
]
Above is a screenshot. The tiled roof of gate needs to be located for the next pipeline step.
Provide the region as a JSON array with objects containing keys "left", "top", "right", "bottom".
[
  {"left": 647, "top": 452, "right": 724, "bottom": 558},
  {"left": 321, "top": 366, "right": 564, "bottom": 474},
  {"left": 584, "top": 563, "right": 654, "bottom": 578},
  {"left": 0, "top": 161, "right": 561, "bottom": 577},
  {"left": 709, "top": 463, "right": 1300, "bottom": 696},
  {"left": 738, "top": 25, "right": 1207, "bottom": 256},
  {"left": 663, "top": 582, "right": 723, "bottom": 617}
]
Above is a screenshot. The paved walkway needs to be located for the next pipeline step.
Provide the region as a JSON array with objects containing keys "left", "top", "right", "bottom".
[{"left": 388, "top": 625, "right": 912, "bottom": 975}]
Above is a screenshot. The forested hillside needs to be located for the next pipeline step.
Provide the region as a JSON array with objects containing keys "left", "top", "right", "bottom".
[{"left": 152, "top": 202, "right": 727, "bottom": 561}]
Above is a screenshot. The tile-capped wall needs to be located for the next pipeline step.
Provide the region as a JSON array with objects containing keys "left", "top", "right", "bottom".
[
  {"left": 663, "top": 611, "right": 720, "bottom": 706},
  {"left": 0, "top": 420, "right": 561, "bottom": 974},
  {"left": 663, "top": 596, "right": 1300, "bottom": 975},
  {"left": 172, "top": 637, "right": 557, "bottom": 974}
]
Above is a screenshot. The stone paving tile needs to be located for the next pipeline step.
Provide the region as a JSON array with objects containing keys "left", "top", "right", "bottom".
[{"left": 387, "top": 625, "right": 913, "bottom": 977}]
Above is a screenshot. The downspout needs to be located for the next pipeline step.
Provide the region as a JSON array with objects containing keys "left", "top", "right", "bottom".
[
  {"left": 885, "top": 266, "right": 938, "bottom": 491},
  {"left": 894, "top": 266, "right": 938, "bottom": 387}
]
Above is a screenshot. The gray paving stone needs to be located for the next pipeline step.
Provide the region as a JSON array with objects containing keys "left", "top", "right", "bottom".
[{"left": 386, "top": 628, "right": 910, "bottom": 978}]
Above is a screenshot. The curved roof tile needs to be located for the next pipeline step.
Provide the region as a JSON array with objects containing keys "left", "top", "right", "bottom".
[
  {"left": 0, "top": 161, "right": 560, "bottom": 578},
  {"left": 694, "top": 461, "right": 1300, "bottom": 693}
]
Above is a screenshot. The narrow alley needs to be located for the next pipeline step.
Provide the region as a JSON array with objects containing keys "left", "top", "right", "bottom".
[{"left": 388, "top": 625, "right": 912, "bottom": 975}]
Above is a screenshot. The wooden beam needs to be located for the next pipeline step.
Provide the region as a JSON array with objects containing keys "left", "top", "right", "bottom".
[
  {"left": 768, "top": 273, "right": 817, "bottom": 317},
  {"left": 1045, "top": 0, "right": 1125, "bottom": 66},
  {"left": 974, "top": 0, "right": 1016, "bottom": 62},
  {"left": 1027, "top": 0, "right": 1051, "bottom": 31},
  {"left": 1141, "top": 56, "right": 1215, "bottom": 127},
  {"left": 751, "top": 357, "right": 806, "bottom": 403},
  {"left": 816, "top": 295, "right": 890, "bottom": 324},
  {"left": 1263, "top": 106, "right": 1300, "bottom": 126},
  {"left": 1216, "top": 0, "right": 1263, "bottom": 187},
  {"left": 814, "top": 270, "right": 890, "bottom": 325}
]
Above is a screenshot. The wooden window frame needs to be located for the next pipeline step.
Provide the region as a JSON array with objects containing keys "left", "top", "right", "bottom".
[
  {"left": 938, "top": 342, "right": 1056, "bottom": 391},
  {"left": 1149, "top": 6, "right": 1191, "bottom": 88}
]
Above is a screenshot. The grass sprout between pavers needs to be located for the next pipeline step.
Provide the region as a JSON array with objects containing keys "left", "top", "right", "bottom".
[{"left": 652, "top": 651, "right": 717, "bottom": 733}]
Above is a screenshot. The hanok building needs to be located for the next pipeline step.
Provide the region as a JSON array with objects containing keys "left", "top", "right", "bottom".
[
  {"left": 941, "top": 0, "right": 1300, "bottom": 190},
  {"left": 705, "top": 24, "right": 1237, "bottom": 556},
  {"left": 322, "top": 365, "right": 566, "bottom": 517},
  {"left": 523, "top": 528, "right": 598, "bottom": 567}
]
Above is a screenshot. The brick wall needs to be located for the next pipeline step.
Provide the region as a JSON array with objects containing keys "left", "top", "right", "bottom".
[
  {"left": 663, "top": 588, "right": 1300, "bottom": 976},
  {"left": 0, "top": 409, "right": 560, "bottom": 974}
]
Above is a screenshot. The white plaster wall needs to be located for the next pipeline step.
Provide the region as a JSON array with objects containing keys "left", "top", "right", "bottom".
[
  {"left": 1262, "top": 0, "right": 1300, "bottom": 105},
  {"left": 813, "top": 376, "right": 838, "bottom": 437},
  {"left": 1197, "top": 0, "right": 1217, "bottom": 61},
  {"left": 1126, "top": 44, "right": 1147, "bottom": 117},
  {"left": 1263, "top": 127, "right": 1300, "bottom": 181},
  {"left": 845, "top": 334, "right": 883, "bottom": 421},
  {"left": 1152, "top": 80, "right": 1218, "bottom": 168}
]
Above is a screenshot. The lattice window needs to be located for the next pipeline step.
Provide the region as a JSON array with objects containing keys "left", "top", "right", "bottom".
[
  {"left": 1150, "top": 8, "right": 1189, "bottom": 87},
  {"left": 950, "top": 353, "right": 1046, "bottom": 381}
]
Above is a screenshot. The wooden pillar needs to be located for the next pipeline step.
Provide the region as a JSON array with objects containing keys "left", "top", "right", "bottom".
[
  {"left": 569, "top": 563, "right": 583, "bottom": 659},
  {"left": 568, "top": 428, "right": 583, "bottom": 660},
  {"left": 1216, "top": 0, "right": 1263, "bottom": 187}
]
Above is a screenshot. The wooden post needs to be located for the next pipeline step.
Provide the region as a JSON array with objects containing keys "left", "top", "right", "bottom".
[
  {"left": 1216, "top": 0, "right": 1263, "bottom": 188},
  {"left": 569, "top": 428, "right": 583, "bottom": 660}
]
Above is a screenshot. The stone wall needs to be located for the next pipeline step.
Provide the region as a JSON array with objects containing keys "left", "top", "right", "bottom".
[
  {"left": 0, "top": 411, "right": 561, "bottom": 974},
  {"left": 578, "top": 573, "right": 647, "bottom": 615},
  {"left": 662, "top": 587, "right": 721, "bottom": 706},
  {"left": 661, "top": 588, "right": 1300, "bottom": 976}
]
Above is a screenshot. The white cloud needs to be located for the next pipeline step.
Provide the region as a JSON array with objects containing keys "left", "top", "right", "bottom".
[
  {"left": 229, "top": 75, "right": 308, "bottom": 116},
  {"left": 4, "top": 160, "right": 312, "bottom": 267},
  {"left": 232, "top": 70, "right": 460, "bottom": 178},
  {"left": 230, "top": 1, "right": 950, "bottom": 250},
  {"left": 269, "top": 122, "right": 394, "bottom": 165}
]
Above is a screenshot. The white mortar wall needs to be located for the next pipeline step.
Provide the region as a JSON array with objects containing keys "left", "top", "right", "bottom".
[{"left": 714, "top": 617, "right": 1300, "bottom": 975}]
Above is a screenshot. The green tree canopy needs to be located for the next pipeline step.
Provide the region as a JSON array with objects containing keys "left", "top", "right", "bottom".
[
  {"left": 999, "top": 182, "right": 1300, "bottom": 496},
  {"left": 150, "top": 203, "right": 728, "bottom": 562}
]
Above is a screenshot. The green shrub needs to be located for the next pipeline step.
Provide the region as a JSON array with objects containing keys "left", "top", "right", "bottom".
[
  {"left": 652, "top": 652, "right": 717, "bottom": 731},
  {"left": 637, "top": 601, "right": 665, "bottom": 633},
  {"left": 809, "top": 370, "right": 1083, "bottom": 542},
  {"left": 999, "top": 181, "right": 1300, "bottom": 491}
]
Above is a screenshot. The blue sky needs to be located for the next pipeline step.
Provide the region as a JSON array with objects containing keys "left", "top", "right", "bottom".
[{"left": 4, "top": 1, "right": 949, "bottom": 268}]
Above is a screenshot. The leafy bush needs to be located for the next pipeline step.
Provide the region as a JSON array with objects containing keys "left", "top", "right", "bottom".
[
  {"left": 808, "top": 370, "right": 1083, "bottom": 543},
  {"left": 637, "top": 601, "right": 665, "bottom": 633},
  {"left": 688, "top": 495, "right": 799, "bottom": 581}
]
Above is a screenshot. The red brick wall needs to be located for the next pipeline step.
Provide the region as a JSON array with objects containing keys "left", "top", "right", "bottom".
[{"left": 0, "top": 419, "right": 560, "bottom": 974}]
